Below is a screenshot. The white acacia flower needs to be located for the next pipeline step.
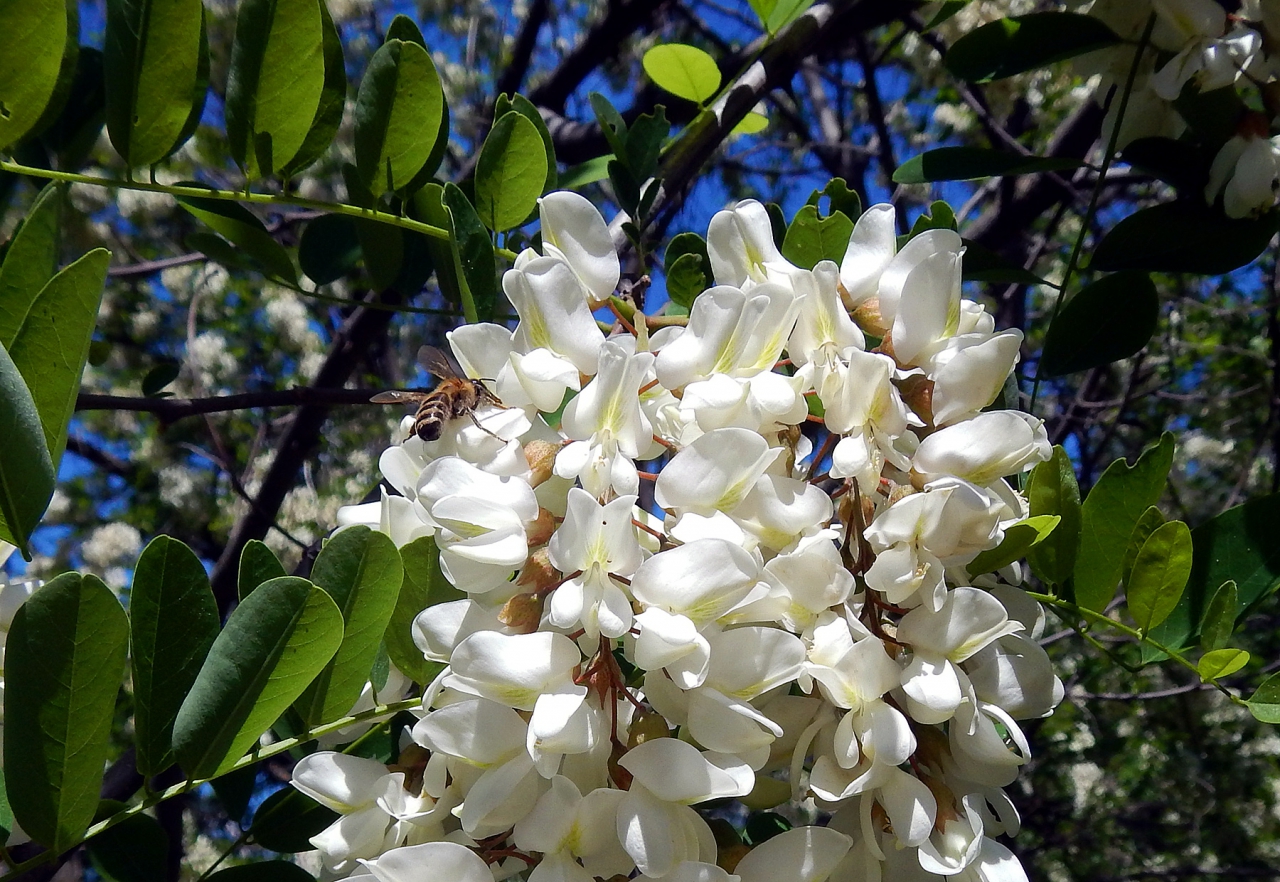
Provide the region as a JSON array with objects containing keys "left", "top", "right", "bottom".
[{"left": 546, "top": 489, "right": 644, "bottom": 638}]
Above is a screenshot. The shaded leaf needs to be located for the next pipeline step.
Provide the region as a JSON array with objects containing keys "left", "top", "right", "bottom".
[
  {"left": 1074, "top": 433, "right": 1175, "bottom": 612},
  {"left": 105, "top": 0, "right": 209, "bottom": 166},
  {"left": 239, "top": 540, "right": 286, "bottom": 601},
  {"left": 961, "top": 238, "right": 1048, "bottom": 286},
  {"left": 0, "top": 330, "right": 56, "bottom": 557},
  {"left": 211, "top": 761, "right": 260, "bottom": 824},
  {"left": 893, "top": 147, "right": 1083, "bottom": 183},
  {"left": 0, "top": 183, "right": 63, "bottom": 348},
  {"left": 299, "top": 215, "right": 361, "bottom": 285},
  {"left": 1120, "top": 137, "right": 1209, "bottom": 196},
  {"left": 443, "top": 183, "right": 499, "bottom": 321},
  {"left": 475, "top": 112, "right": 547, "bottom": 232},
  {"left": 1040, "top": 271, "right": 1158, "bottom": 377},
  {"left": 560, "top": 155, "right": 611, "bottom": 190},
  {"left": 0, "top": 0, "right": 77, "bottom": 150},
  {"left": 1091, "top": 201, "right": 1278, "bottom": 275},
  {"left": 207, "top": 863, "right": 316, "bottom": 881},
  {"left": 141, "top": 361, "right": 180, "bottom": 396},
  {"left": 4, "top": 573, "right": 128, "bottom": 851},
  {"left": 130, "top": 535, "right": 220, "bottom": 776},
  {"left": 172, "top": 577, "right": 343, "bottom": 779},
  {"left": 1126, "top": 520, "right": 1192, "bottom": 633},
  {"left": 248, "top": 786, "right": 338, "bottom": 853},
  {"left": 176, "top": 193, "right": 297, "bottom": 283},
  {"left": 967, "top": 515, "right": 1060, "bottom": 577},
  {"left": 945, "top": 12, "right": 1121, "bottom": 82},
  {"left": 386, "top": 536, "right": 459, "bottom": 684},
  {"left": 39, "top": 47, "right": 108, "bottom": 171},
  {"left": 1148, "top": 493, "right": 1280, "bottom": 659},
  {"left": 1025, "top": 447, "right": 1083, "bottom": 586},
  {"left": 86, "top": 813, "right": 168, "bottom": 882},
  {"left": 1197, "top": 648, "right": 1249, "bottom": 682},
  {"left": 666, "top": 253, "right": 707, "bottom": 310},
  {"left": 1121, "top": 505, "right": 1165, "bottom": 586},
  {"left": 1200, "top": 580, "right": 1238, "bottom": 652},
  {"left": 353, "top": 38, "right": 445, "bottom": 196},
  {"left": 295, "top": 526, "right": 402, "bottom": 727},
  {"left": 642, "top": 44, "right": 721, "bottom": 104}
]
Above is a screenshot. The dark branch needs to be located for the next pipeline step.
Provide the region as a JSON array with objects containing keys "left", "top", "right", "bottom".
[
  {"left": 495, "top": 0, "right": 552, "bottom": 99},
  {"left": 76, "top": 387, "right": 396, "bottom": 421}
]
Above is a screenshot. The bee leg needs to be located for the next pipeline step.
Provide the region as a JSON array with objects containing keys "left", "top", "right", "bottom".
[{"left": 469, "top": 412, "right": 506, "bottom": 441}]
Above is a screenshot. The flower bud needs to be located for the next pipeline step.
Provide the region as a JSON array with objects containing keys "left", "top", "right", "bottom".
[
  {"left": 627, "top": 710, "right": 672, "bottom": 747},
  {"left": 898, "top": 374, "right": 935, "bottom": 427},
  {"left": 851, "top": 297, "right": 890, "bottom": 336},
  {"left": 498, "top": 591, "right": 545, "bottom": 633},
  {"left": 517, "top": 547, "right": 561, "bottom": 593},
  {"left": 526, "top": 507, "right": 558, "bottom": 547},
  {"left": 524, "top": 439, "right": 561, "bottom": 486}
]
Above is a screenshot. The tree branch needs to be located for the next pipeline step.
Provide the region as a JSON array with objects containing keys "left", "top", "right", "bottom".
[{"left": 76, "top": 387, "right": 396, "bottom": 421}]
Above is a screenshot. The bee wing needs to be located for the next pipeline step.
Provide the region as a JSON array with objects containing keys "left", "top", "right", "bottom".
[
  {"left": 418, "top": 345, "right": 466, "bottom": 381},
  {"left": 371, "top": 390, "right": 430, "bottom": 404}
]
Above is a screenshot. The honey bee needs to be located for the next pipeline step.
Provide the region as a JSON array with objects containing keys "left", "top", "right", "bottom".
[{"left": 371, "top": 346, "right": 504, "bottom": 443}]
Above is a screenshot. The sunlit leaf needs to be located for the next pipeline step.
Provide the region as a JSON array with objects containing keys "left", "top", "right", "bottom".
[
  {"left": 781, "top": 205, "right": 852, "bottom": 270},
  {"left": 1200, "top": 580, "right": 1238, "bottom": 652},
  {"left": 0, "top": 345, "right": 54, "bottom": 557},
  {"left": 1125, "top": 520, "right": 1192, "bottom": 633},
  {"left": 105, "top": 0, "right": 209, "bottom": 166},
  {"left": 0, "top": 0, "right": 77, "bottom": 150},
  {"left": 386, "top": 536, "right": 459, "bottom": 684},
  {"left": 0, "top": 183, "right": 62, "bottom": 348},
  {"left": 495, "top": 93, "right": 557, "bottom": 193},
  {"left": 1248, "top": 672, "right": 1280, "bottom": 723},
  {"left": 353, "top": 38, "right": 445, "bottom": 196},
  {"left": 475, "top": 112, "right": 547, "bottom": 232},
  {"left": 642, "top": 44, "right": 721, "bottom": 105},
  {"left": 1197, "top": 648, "right": 1249, "bottom": 682},
  {"left": 967, "top": 515, "right": 1060, "bottom": 577}
]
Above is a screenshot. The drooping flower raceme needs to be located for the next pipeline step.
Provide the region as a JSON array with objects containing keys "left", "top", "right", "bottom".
[{"left": 315, "top": 193, "right": 1062, "bottom": 882}]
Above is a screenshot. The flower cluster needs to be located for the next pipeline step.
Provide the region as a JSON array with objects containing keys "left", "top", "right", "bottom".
[
  {"left": 317, "top": 191, "right": 1061, "bottom": 882},
  {"left": 1087, "top": 0, "right": 1280, "bottom": 217}
]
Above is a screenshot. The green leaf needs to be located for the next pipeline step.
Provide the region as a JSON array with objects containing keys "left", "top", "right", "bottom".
[
  {"left": 0, "top": 775, "right": 11, "bottom": 843},
  {"left": 1091, "top": 202, "right": 1279, "bottom": 275},
  {"left": 944, "top": 12, "right": 1121, "bottom": 82},
  {"left": 1074, "top": 433, "right": 1175, "bottom": 612},
  {"left": 141, "top": 361, "right": 180, "bottom": 396},
  {"left": 1018, "top": 448, "right": 1080, "bottom": 583},
  {"left": 926, "top": 1, "right": 970, "bottom": 28},
  {"left": 0, "top": 328, "right": 56, "bottom": 557},
  {"left": 387, "top": 536, "right": 459, "bottom": 684},
  {"left": 1126, "top": 520, "right": 1192, "bottom": 633},
  {"left": 442, "top": 183, "right": 499, "bottom": 321},
  {"left": 1197, "top": 648, "right": 1249, "bottom": 682},
  {"left": 893, "top": 147, "right": 1084, "bottom": 184},
  {"left": 0, "top": 183, "right": 63, "bottom": 348},
  {"left": 0, "top": 0, "right": 76, "bottom": 150},
  {"left": 642, "top": 44, "right": 721, "bottom": 105},
  {"left": 1200, "top": 580, "right": 1238, "bottom": 652},
  {"left": 960, "top": 238, "right": 1048, "bottom": 286},
  {"left": 731, "top": 110, "right": 768, "bottom": 137},
  {"left": 353, "top": 39, "right": 445, "bottom": 197},
  {"left": 38, "top": 47, "right": 107, "bottom": 172},
  {"left": 1248, "top": 672, "right": 1280, "bottom": 723},
  {"left": 781, "top": 205, "right": 853, "bottom": 270},
  {"left": 821, "top": 178, "right": 860, "bottom": 221},
  {"left": 4, "top": 573, "right": 128, "bottom": 851},
  {"left": 625, "top": 107, "right": 670, "bottom": 184},
  {"left": 248, "top": 786, "right": 338, "bottom": 853},
  {"left": 211, "top": 760, "right": 260, "bottom": 823},
  {"left": 1121, "top": 505, "right": 1165, "bottom": 586},
  {"left": 86, "top": 813, "right": 169, "bottom": 882},
  {"left": 172, "top": 577, "right": 343, "bottom": 779},
  {"left": 176, "top": 192, "right": 298, "bottom": 283},
  {"left": 475, "top": 112, "right": 547, "bottom": 232},
  {"left": 225, "top": 0, "right": 330, "bottom": 178},
  {"left": 1147, "top": 493, "right": 1280, "bottom": 659},
  {"left": 666, "top": 253, "right": 707, "bottom": 310},
  {"left": 1120, "top": 137, "right": 1209, "bottom": 196},
  {"left": 909, "top": 200, "right": 956, "bottom": 236},
  {"left": 129, "top": 535, "right": 220, "bottom": 776},
  {"left": 748, "top": 0, "right": 815, "bottom": 34},
  {"left": 1039, "top": 271, "right": 1158, "bottom": 377},
  {"left": 299, "top": 215, "right": 361, "bottom": 285},
  {"left": 588, "top": 92, "right": 629, "bottom": 160},
  {"left": 559, "top": 155, "right": 611, "bottom": 190},
  {"left": 206, "top": 862, "right": 316, "bottom": 882},
  {"left": 966, "top": 515, "right": 1060, "bottom": 577},
  {"left": 7, "top": 248, "right": 109, "bottom": 468},
  {"left": 495, "top": 93, "right": 558, "bottom": 193},
  {"left": 280, "top": 0, "right": 344, "bottom": 177},
  {"left": 295, "top": 526, "right": 402, "bottom": 727},
  {"left": 104, "top": 0, "right": 208, "bottom": 166},
  {"left": 239, "top": 539, "right": 288, "bottom": 601}
]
